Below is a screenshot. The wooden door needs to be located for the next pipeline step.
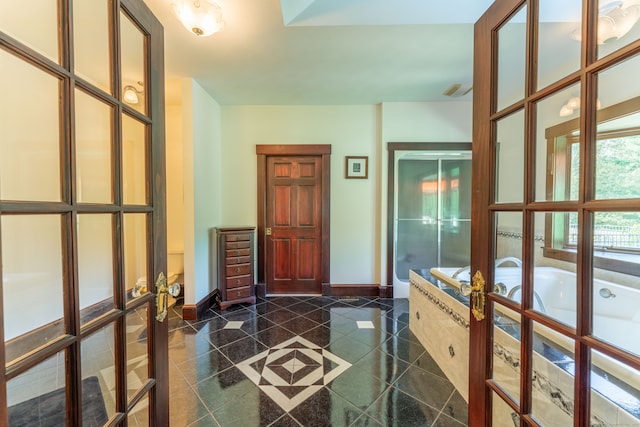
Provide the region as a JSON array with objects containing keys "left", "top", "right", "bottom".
[
  {"left": 256, "top": 145, "right": 331, "bottom": 296},
  {"left": 266, "top": 156, "right": 323, "bottom": 294},
  {"left": 471, "top": 0, "right": 640, "bottom": 426},
  {"left": 0, "top": 0, "right": 169, "bottom": 425}
]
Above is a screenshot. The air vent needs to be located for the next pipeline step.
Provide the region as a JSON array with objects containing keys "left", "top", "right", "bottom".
[{"left": 443, "top": 83, "right": 472, "bottom": 97}]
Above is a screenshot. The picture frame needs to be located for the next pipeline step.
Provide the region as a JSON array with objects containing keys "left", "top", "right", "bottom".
[{"left": 345, "top": 156, "right": 368, "bottom": 179}]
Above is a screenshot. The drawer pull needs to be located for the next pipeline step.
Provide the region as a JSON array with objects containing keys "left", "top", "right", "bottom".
[
  {"left": 236, "top": 279, "right": 240, "bottom": 285},
  {"left": 236, "top": 267, "right": 241, "bottom": 273},
  {"left": 237, "top": 291, "right": 241, "bottom": 297}
]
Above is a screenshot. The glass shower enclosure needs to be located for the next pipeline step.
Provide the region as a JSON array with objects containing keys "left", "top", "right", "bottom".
[{"left": 394, "top": 151, "right": 472, "bottom": 287}]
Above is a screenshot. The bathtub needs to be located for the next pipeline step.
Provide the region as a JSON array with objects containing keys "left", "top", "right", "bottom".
[
  {"left": 410, "top": 268, "right": 640, "bottom": 426},
  {"left": 432, "top": 265, "right": 640, "bottom": 357}
]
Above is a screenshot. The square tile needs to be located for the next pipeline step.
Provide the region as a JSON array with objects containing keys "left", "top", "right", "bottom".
[
  {"left": 357, "top": 321, "right": 375, "bottom": 329},
  {"left": 223, "top": 321, "right": 244, "bottom": 329},
  {"left": 366, "top": 387, "right": 440, "bottom": 427},
  {"left": 237, "top": 336, "right": 352, "bottom": 412}
]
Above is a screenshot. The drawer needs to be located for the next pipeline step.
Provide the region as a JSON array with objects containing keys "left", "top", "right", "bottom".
[
  {"left": 225, "top": 256, "right": 251, "bottom": 265},
  {"left": 226, "top": 234, "right": 251, "bottom": 242},
  {"left": 226, "top": 263, "right": 251, "bottom": 277},
  {"left": 227, "top": 286, "right": 251, "bottom": 300},
  {"left": 225, "top": 241, "right": 251, "bottom": 250},
  {"left": 226, "top": 275, "right": 251, "bottom": 289},
  {"left": 226, "top": 248, "right": 251, "bottom": 258}
]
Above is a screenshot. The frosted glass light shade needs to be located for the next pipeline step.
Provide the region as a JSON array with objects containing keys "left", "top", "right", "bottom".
[{"left": 172, "top": 0, "right": 224, "bottom": 37}]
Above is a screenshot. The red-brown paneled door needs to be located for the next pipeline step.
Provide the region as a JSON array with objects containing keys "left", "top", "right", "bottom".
[{"left": 266, "top": 156, "right": 323, "bottom": 294}]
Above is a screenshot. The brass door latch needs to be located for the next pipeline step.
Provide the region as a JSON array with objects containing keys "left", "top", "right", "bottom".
[
  {"left": 155, "top": 272, "right": 181, "bottom": 322},
  {"left": 470, "top": 270, "right": 486, "bottom": 321}
]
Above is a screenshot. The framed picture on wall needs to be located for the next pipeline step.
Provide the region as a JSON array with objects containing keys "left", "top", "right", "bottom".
[{"left": 345, "top": 156, "right": 368, "bottom": 179}]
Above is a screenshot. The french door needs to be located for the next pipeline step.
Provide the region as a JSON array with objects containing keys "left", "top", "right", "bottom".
[
  {"left": 0, "top": 0, "right": 168, "bottom": 425},
  {"left": 471, "top": 0, "right": 640, "bottom": 426}
]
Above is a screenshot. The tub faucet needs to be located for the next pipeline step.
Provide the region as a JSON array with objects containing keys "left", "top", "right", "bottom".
[
  {"left": 451, "top": 265, "right": 470, "bottom": 280},
  {"left": 506, "top": 285, "right": 547, "bottom": 313},
  {"left": 495, "top": 256, "right": 522, "bottom": 267},
  {"left": 599, "top": 288, "right": 616, "bottom": 298}
]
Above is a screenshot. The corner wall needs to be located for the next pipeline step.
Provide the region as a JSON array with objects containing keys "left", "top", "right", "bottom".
[{"left": 182, "top": 79, "right": 222, "bottom": 304}]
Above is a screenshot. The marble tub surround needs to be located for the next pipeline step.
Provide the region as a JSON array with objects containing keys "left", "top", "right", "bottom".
[
  {"left": 411, "top": 268, "right": 640, "bottom": 426},
  {"left": 166, "top": 294, "right": 469, "bottom": 426},
  {"left": 409, "top": 270, "right": 470, "bottom": 402}
]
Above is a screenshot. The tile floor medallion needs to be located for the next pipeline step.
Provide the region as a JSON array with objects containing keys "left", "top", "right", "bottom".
[{"left": 237, "top": 336, "right": 352, "bottom": 412}]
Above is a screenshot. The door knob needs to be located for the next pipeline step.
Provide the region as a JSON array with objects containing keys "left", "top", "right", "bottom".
[{"left": 471, "top": 270, "right": 486, "bottom": 321}]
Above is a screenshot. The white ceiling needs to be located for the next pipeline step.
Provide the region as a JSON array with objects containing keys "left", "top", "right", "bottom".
[{"left": 143, "top": 0, "right": 494, "bottom": 105}]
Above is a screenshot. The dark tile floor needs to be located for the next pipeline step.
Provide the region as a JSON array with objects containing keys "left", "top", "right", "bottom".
[{"left": 167, "top": 296, "right": 468, "bottom": 426}]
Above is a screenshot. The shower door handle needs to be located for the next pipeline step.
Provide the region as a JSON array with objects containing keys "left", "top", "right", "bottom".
[{"left": 470, "top": 270, "right": 486, "bottom": 321}]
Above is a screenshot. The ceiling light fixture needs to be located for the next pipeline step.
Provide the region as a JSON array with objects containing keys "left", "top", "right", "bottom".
[
  {"left": 559, "top": 97, "right": 602, "bottom": 117},
  {"left": 442, "top": 83, "right": 473, "bottom": 97},
  {"left": 172, "top": 0, "right": 224, "bottom": 37},
  {"left": 572, "top": 0, "right": 640, "bottom": 44},
  {"left": 123, "top": 85, "right": 143, "bottom": 104}
]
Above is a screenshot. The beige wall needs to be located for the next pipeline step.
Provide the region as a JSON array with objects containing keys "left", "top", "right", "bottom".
[{"left": 170, "top": 85, "right": 474, "bottom": 303}]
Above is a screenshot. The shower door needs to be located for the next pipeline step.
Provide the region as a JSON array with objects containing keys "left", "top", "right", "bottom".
[{"left": 393, "top": 150, "right": 472, "bottom": 283}]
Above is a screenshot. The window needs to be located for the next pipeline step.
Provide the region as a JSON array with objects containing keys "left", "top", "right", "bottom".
[{"left": 545, "top": 99, "right": 640, "bottom": 276}]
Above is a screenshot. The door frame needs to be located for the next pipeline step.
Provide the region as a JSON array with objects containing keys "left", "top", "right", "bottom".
[
  {"left": 386, "top": 142, "right": 473, "bottom": 298},
  {"left": 256, "top": 145, "right": 331, "bottom": 296}
]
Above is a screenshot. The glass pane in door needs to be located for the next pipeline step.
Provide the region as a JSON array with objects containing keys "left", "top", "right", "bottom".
[
  {"left": 493, "top": 302, "right": 521, "bottom": 405},
  {"left": 495, "top": 212, "right": 523, "bottom": 304},
  {"left": 591, "top": 211, "right": 640, "bottom": 357},
  {"left": 73, "top": 0, "right": 111, "bottom": 92},
  {"left": 533, "top": 211, "right": 577, "bottom": 328},
  {"left": 2, "top": 215, "right": 64, "bottom": 362},
  {"left": 496, "top": 110, "right": 525, "bottom": 204},
  {"left": 441, "top": 159, "right": 472, "bottom": 219},
  {"left": 598, "top": 0, "right": 640, "bottom": 59},
  {"left": 492, "top": 389, "right": 520, "bottom": 426},
  {"left": 590, "top": 349, "right": 640, "bottom": 426},
  {"left": 81, "top": 325, "right": 116, "bottom": 422},
  {"left": 537, "top": 0, "right": 582, "bottom": 89},
  {"left": 497, "top": 5, "right": 527, "bottom": 111},
  {"left": 124, "top": 213, "right": 148, "bottom": 301},
  {"left": 122, "top": 114, "right": 148, "bottom": 205},
  {"left": 78, "top": 214, "right": 114, "bottom": 324},
  {"left": 0, "top": 0, "right": 59, "bottom": 62},
  {"left": 0, "top": 49, "right": 61, "bottom": 202},
  {"left": 126, "top": 307, "right": 150, "bottom": 400},
  {"left": 120, "top": 11, "right": 147, "bottom": 115},
  {"left": 595, "top": 53, "right": 640, "bottom": 200},
  {"left": 76, "top": 89, "right": 113, "bottom": 204},
  {"left": 396, "top": 158, "right": 438, "bottom": 280},
  {"left": 531, "top": 321, "right": 575, "bottom": 426},
  {"left": 535, "top": 83, "right": 581, "bottom": 202},
  {"left": 128, "top": 392, "right": 150, "bottom": 426},
  {"left": 6, "top": 352, "right": 67, "bottom": 425}
]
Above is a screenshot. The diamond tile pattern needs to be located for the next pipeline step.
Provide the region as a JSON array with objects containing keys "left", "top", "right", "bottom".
[{"left": 163, "top": 296, "right": 468, "bottom": 426}]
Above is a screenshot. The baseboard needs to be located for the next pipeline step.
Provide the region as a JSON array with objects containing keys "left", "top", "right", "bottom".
[
  {"left": 255, "top": 282, "right": 266, "bottom": 299},
  {"left": 182, "top": 289, "right": 220, "bottom": 321},
  {"left": 379, "top": 284, "right": 393, "bottom": 298},
  {"left": 323, "top": 284, "right": 381, "bottom": 297}
]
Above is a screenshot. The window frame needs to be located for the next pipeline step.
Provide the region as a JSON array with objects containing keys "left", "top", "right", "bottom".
[{"left": 544, "top": 97, "right": 640, "bottom": 277}]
